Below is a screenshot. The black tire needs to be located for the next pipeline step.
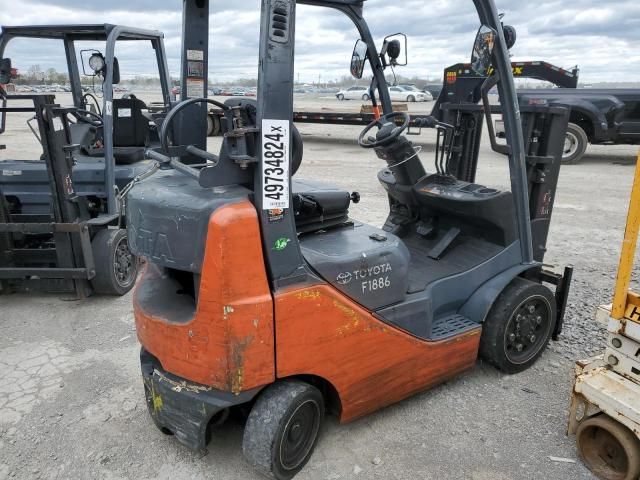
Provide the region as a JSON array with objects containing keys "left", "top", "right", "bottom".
[
  {"left": 243, "top": 380, "right": 324, "bottom": 480},
  {"left": 577, "top": 415, "right": 640, "bottom": 480},
  {"left": 479, "top": 277, "right": 556, "bottom": 374},
  {"left": 90, "top": 228, "right": 138, "bottom": 296},
  {"left": 407, "top": 95, "right": 416, "bottom": 103},
  {"left": 291, "top": 127, "right": 303, "bottom": 177},
  {"left": 212, "top": 115, "right": 221, "bottom": 136},
  {"left": 206, "top": 115, "right": 215, "bottom": 137},
  {"left": 337, "top": 94, "right": 345, "bottom": 101},
  {"left": 562, "top": 123, "right": 588, "bottom": 165},
  {"left": 362, "top": 94, "right": 370, "bottom": 101}
]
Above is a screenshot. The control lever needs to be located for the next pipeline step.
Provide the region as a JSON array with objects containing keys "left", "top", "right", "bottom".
[
  {"left": 407, "top": 115, "right": 439, "bottom": 136},
  {"left": 146, "top": 149, "right": 200, "bottom": 181},
  {"left": 185, "top": 145, "right": 219, "bottom": 166},
  {"left": 413, "top": 116, "right": 438, "bottom": 129}
]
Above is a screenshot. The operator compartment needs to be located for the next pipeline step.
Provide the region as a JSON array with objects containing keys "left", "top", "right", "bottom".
[
  {"left": 299, "top": 222, "right": 410, "bottom": 310},
  {"left": 412, "top": 175, "right": 517, "bottom": 246}
]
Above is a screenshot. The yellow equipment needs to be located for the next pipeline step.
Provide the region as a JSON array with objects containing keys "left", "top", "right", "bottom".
[{"left": 568, "top": 153, "right": 640, "bottom": 480}]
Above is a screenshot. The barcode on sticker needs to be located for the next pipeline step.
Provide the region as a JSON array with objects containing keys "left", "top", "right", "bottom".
[{"left": 262, "top": 119, "right": 290, "bottom": 210}]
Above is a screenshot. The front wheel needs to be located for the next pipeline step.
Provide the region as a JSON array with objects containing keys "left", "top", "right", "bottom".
[
  {"left": 577, "top": 415, "right": 640, "bottom": 480},
  {"left": 362, "top": 94, "right": 370, "bottom": 101},
  {"left": 243, "top": 380, "right": 324, "bottom": 480},
  {"left": 479, "top": 277, "right": 556, "bottom": 374},
  {"left": 562, "top": 123, "right": 588, "bottom": 165},
  {"left": 407, "top": 95, "right": 416, "bottom": 103},
  {"left": 337, "top": 94, "right": 345, "bottom": 101},
  {"left": 90, "top": 228, "right": 138, "bottom": 296}
]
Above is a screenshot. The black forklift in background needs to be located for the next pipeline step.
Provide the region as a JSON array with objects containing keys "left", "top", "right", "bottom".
[
  {"left": 125, "top": 0, "right": 573, "bottom": 478},
  {"left": 0, "top": 25, "right": 173, "bottom": 296}
]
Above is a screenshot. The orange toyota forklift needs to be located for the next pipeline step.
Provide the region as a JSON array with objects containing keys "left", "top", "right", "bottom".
[{"left": 127, "top": 1, "right": 572, "bottom": 478}]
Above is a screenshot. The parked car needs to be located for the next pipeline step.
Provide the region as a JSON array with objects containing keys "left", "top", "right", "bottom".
[
  {"left": 399, "top": 85, "right": 433, "bottom": 101},
  {"left": 336, "top": 86, "right": 371, "bottom": 101},
  {"left": 389, "top": 85, "right": 429, "bottom": 102},
  {"left": 209, "top": 87, "right": 223, "bottom": 96}
]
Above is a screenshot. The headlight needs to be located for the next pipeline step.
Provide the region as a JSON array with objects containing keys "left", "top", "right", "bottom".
[{"left": 88, "top": 53, "right": 106, "bottom": 74}]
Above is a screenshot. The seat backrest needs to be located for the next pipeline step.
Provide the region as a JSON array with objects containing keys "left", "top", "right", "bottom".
[{"left": 113, "top": 98, "right": 147, "bottom": 147}]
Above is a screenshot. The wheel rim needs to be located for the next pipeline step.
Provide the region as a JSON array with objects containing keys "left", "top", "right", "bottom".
[
  {"left": 113, "top": 236, "right": 136, "bottom": 288},
  {"left": 279, "top": 399, "right": 321, "bottom": 471},
  {"left": 579, "top": 423, "right": 631, "bottom": 480},
  {"left": 564, "top": 131, "right": 579, "bottom": 158},
  {"left": 503, "top": 295, "right": 552, "bottom": 365}
]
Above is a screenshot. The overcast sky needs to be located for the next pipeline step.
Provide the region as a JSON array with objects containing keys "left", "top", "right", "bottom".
[{"left": 1, "top": 0, "right": 639, "bottom": 84}]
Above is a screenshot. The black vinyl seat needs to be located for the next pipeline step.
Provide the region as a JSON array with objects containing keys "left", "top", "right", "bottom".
[
  {"left": 292, "top": 179, "right": 352, "bottom": 233},
  {"left": 112, "top": 98, "right": 149, "bottom": 164}
]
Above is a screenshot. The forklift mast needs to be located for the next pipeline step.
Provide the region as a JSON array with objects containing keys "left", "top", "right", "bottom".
[{"left": 176, "top": 0, "right": 209, "bottom": 164}]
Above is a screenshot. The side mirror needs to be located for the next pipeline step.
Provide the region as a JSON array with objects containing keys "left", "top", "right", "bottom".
[
  {"left": 503, "top": 25, "right": 517, "bottom": 50},
  {"left": 470, "top": 25, "right": 497, "bottom": 76},
  {"left": 350, "top": 39, "right": 368, "bottom": 79},
  {"left": 381, "top": 33, "right": 407, "bottom": 67},
  {"left": 0, "top": 58, "right": 12, "bottom": 85}
]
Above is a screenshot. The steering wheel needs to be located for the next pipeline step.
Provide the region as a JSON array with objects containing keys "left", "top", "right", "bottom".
[
  {"left": 160, "top": 97, "right": 230, "bottom": 152},
  {"left": 82, "top": 93, "right": 101, "bottom": 116},
  {"left": 358, "top": 111, "right": 410, "bottom": 149},
  {"left": 70, "top": 109, "right": 103, "bottom": 128}
]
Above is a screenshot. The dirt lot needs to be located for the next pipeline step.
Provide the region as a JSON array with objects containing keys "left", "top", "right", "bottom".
[{"left": 1, "top": 93, "right": 639, "bottom": 480}]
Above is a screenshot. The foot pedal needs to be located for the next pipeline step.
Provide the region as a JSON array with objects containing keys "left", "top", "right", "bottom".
[
  {"left": 417, "top": 220, "right": 436, "bottom": 239},
  {"left": 428, "top": 227, "right": 460, "bottom": 260}
]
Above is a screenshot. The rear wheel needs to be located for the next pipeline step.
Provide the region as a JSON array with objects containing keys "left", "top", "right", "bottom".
[
  {"left": 577, "top": 415, "right": 640, "bottom": 480},
  {"left": 563, "top": 123, "right": 588, "bottom": 165},
  {"left": 90, "top": 228, "right": 138, "bottom": 296},
  {"left": 337, "top": 94, "right": 345, "bottom": 101},
  {"left": 206, "top": 115, "right": 215, "bottom": 136},
  {"left": 243, "top": 380, "right": 324, "bottom": 480},
  {"left": 479, "top": 277, "right": 556, "bottom": 374}
]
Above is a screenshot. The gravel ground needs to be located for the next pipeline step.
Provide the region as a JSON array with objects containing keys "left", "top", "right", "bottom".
[{"left": 1, "top": 94, "right": 639, "bottom": 480}]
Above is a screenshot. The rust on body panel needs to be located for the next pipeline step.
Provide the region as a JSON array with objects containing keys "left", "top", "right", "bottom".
[{"left": 275, "top": 285, "right": 481, "bottom": 422}]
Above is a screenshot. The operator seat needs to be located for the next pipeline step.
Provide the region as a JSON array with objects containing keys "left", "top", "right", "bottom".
[
  {"left": 112, "top": 97, "right": 149, "bottom": 164},
  {"left": 288, "top": 118, "right": 353, "bottom": 233},
  {"left": 222, "top": 97, "right": 354, "bottom": 233},
  {"left": 292, "top": 179, "right": 353, "bottom": 234}
]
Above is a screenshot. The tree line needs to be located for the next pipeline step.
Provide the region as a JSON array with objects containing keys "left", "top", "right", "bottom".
[{"left": 12, "top": 64, "right": 446, "bottom": 89}]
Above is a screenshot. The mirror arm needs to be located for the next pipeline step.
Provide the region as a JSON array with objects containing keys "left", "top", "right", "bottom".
[{"left": 481, "top": 72, "right": 510, "bottom": 156}]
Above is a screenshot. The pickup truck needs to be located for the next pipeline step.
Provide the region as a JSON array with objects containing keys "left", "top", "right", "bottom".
[{"left": 517, "top": 89, "right": 640, "bottom": 164}]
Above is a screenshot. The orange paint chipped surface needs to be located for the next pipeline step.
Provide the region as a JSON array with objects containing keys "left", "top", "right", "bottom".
[
  {"left": 275, "top": 285, "right": 481, "bottom": 422},
  {"left": 134, "top": 201, "right": 274, "bottom": 393}
]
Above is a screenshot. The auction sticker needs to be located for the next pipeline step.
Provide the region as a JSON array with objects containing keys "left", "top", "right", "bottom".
[{"left": 261, "top": 119, "right": 290, "bottom": 210}]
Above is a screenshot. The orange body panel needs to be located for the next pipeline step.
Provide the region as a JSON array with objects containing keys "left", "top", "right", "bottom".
[
  {"left": 134, "top": 201, "right": 274, "bottom": 393},
  {"left": 275, "top": 285, "right": 481, "bottom": 422}
]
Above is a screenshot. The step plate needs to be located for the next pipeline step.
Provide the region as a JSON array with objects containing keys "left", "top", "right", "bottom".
[{"left": 430, "top": 314, "right": 480, "bottom": 341}]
